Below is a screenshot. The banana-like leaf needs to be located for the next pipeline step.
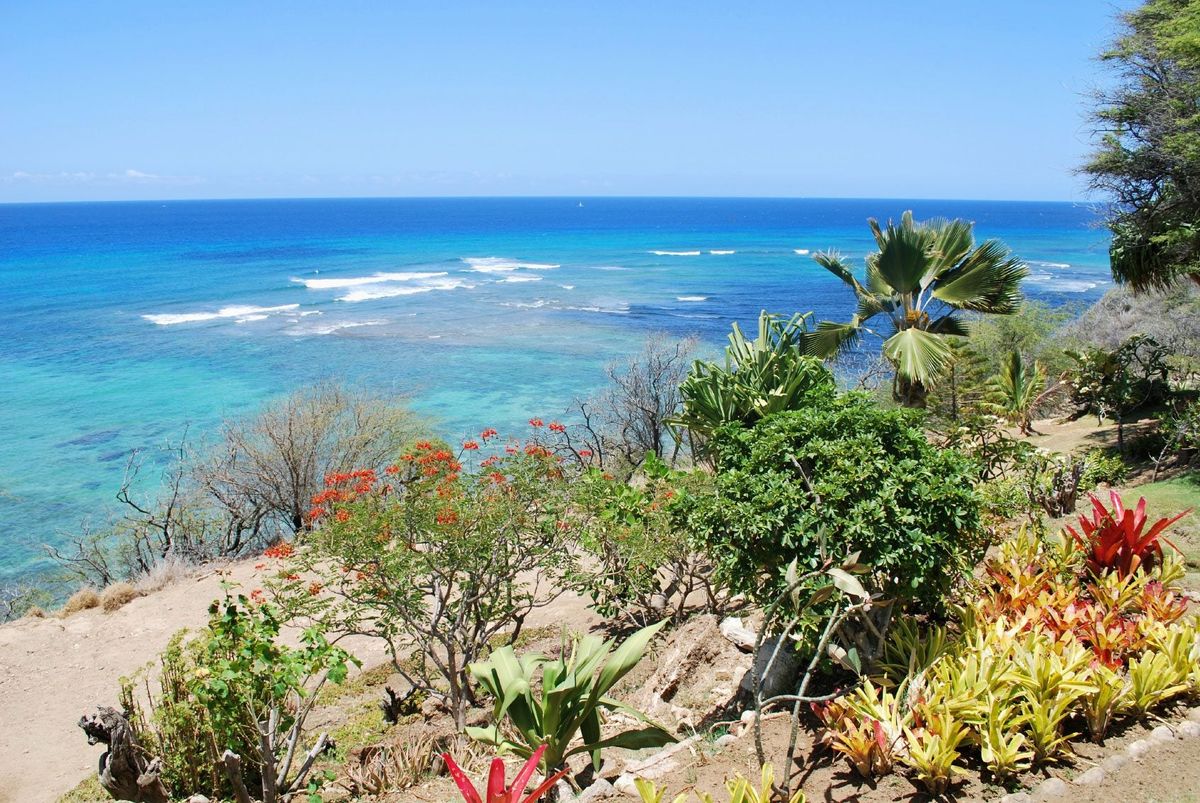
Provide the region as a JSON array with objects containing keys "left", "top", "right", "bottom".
[
  {"left": 882, "top": 327, "right": 954, "bottom": 386},
  {"left": 563, "top": 724, "right": 676, "bottom": 761},
  {"left": 593, "top": 620, "right": 666, "bottom": 698}
]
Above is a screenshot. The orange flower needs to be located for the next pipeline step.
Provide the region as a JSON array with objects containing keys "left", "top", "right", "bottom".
[
  {"left": 528, "top": 418, "right": 544, "bottom": 428},
  {"left": 307, "top": 582, "right": 323, "bottom": 596},
  {"left": 436, "top": 509, "right": 458, "bottom": 525},
  {"left": 385, "top": 464, "right": 400, "bottom": 475},
  {"left": 578, "top": 448, "right": 593, "bottom": 458},
  {"left": 481, "top": 427, "right": 499, "bottom": 440},
  {"left": 336, "top": 509, "right": 351, "bottom": 522},
  {"left": 462, "top": 440, "right": 480, "bottom": 450},
  {"left": 548, "top": 421, "right": 566, "bottom": 433}
]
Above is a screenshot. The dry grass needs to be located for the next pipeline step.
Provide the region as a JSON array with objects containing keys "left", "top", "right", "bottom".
[
  {"left": 23, "top": 606, "right": 45, "bottom": 619},
  {"left": 100, "top": 582, "right": 139, "bottom": 613},
  {"left": 134, "top": 555, "right": 195, "bottom": 595},
  {"left": 60, "top": 588, "right": 100, "bottom": 616}
]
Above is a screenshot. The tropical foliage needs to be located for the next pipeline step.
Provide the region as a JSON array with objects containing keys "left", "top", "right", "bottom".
[
  {"left": 682, "top": 393, "right": 982, "bottom": 611},
  {"left": 466, "top": 622, "right": 675, "bottom": 776},
  {"left": 985, "top": 350, "right": 1048, "bottom": 435},
  {"left": 811, "top": 211, "right": 1027, "bottom": 406},
  {"left": 669, "top": 311, "right": 835, "bottom": 445},
  {"left": 443, "top": 744, "right": 568, "bottom": 803},
  {"left": 1084, "top": 0, "right": 1200, "bottom": 289}
]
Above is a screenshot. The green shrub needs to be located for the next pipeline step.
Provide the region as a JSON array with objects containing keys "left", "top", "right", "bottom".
[
  {"left": 568, "top": 453, "right": 726, "bottom": 625},
  {"left": 681, "top": 394, "right": 983, "bottom": 612},
  {"left": 1081, "top": 449, "right": 1130, "bottom": 489},
  {"left": 122, "top": 592, "right": 354, "bottom": 800}
]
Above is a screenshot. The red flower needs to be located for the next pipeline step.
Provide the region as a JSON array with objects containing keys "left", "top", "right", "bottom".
[
  {"left": 489, "top": 471, "right": 506, "bottom": 484},
  {"left": 385, "top": 464, "right": 401, "bottom": 475},
  {"left": 336, "top": 509, "right": 351, "bottom": 523},
  {"left": 436, "top": 509, "right": 459, "bottom": 525},
  {"left": 415, "top": 440, "right": 433, "bottom": 451},
  {"left": 307, "top": 582, "right": 323, "bottom": 596},
  {"left": 250, "top": 589, "right": 265, "bottom": 604},
  {"left": 578, "top": 449, "right": 593, "bottom": 458},
  {"left": 480, "top": 455, "right": 499, "bottom": 468},
  {"left": 528, "top": 418, "right": 544, "bottom": 428},
  {"left": 462, "top": 440, "right": 480, "bottom": 450},
  {"left": 505, "top": 446, "right": 518, "bottom": 455},
  {"left": 548, "top": 422, "right": 566, "bottom": 433},
  {"left": 285, "top": 573, "right": 300, "bottom": 581},
  {"left": 481, "top": 427, "right": 499, "bottom": 440},
  {"left": 264, "top": 542, "right": 295, "bottom": 559}
]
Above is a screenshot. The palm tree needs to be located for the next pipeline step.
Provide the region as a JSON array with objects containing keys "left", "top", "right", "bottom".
[
  {"left": 811, "top": 211, "right": 1028, "bottom": 407},
  {"left": 987, "top": 349, "right": 1047, "bottom": 435}
]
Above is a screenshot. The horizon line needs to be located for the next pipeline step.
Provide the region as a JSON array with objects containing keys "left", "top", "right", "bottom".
[{"left": 1, "top": 193, "right": 1103, "bottom": 207}]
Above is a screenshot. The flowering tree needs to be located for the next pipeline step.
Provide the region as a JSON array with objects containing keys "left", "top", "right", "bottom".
[{"left": 277, "top": 427, "right": 579, "bottom": 728}]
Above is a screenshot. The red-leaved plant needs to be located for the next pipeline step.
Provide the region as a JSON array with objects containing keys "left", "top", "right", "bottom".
[
  {"left": 1066, "top": 491, "right": 1188, "bottom": 578},
  {"left": 443, "top": 744, "right": 569, "bottom": 803}
]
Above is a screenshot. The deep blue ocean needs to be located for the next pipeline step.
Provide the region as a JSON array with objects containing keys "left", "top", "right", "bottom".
[{"left": 0, "top": 197, "right": 1112, "bottom": 587}]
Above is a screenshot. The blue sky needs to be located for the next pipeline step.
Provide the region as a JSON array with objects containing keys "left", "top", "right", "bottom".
[{"left": 0, "top": 1, "right": 1138, "bottom": 202}]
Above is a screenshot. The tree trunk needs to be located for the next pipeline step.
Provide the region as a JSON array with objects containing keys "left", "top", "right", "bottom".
[
  {"left": 893, "top": 375, "right": 929, "bottom": 408},
  {"left": 78, "top": 707, "right": 169, "bottom": 803}
]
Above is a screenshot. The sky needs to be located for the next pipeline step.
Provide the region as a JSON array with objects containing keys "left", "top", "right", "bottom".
[{"left": 0, "top": 1, "right": 1140, "bottom": 203}]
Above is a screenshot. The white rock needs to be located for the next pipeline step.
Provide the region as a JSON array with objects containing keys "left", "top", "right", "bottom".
[
  {"left": 1074, "top": 767, "right": 1106, "bottom": 786},
  {"left": 714, "top": 733, "right": 738, "bottom": 748},
  {"left": 185, "top": 797, "right": 211, "bottom": 803},
  {"left": 574, "top": 778, "right": 616, "bottom": 802},
  {"left": 1101, "top": 753, "right": 1130, "bottom": 772},
  {"left": 1126, "top": 739, "right": 1152, "bottom": 758},
  {"left": 1177, "top": 721, "right": 1200, "bottom": 738},
  {"left": 613, "top": 774, "right": 640, "bottom": 798},
  {"left": 1187, "top": 706, "right": 1200, "bottom": 724},
  {"left": 1036, "top": 777, "right": 1070, "bottom": 800},
  {"left": 740, "top": 709, "right": 757, "bottom": 725},
  {"left": 1149, "top": 724, "right": 1175, "bottom": 744},
  {"left": 719, "top": 617, "right": 757, "bottom": 651}
]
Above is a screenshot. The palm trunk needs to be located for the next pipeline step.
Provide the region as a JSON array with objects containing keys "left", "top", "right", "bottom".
[{"left": 893, "top": 375, "right": 929, "bottom": 408}]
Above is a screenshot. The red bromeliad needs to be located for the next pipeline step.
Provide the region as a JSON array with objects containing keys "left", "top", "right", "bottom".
[
  {"left": 443, "top": 744, "right": 568, "bottom": 803},
  {"left": 1066, "top": 491, "right": 1189, "bottom": 578}
]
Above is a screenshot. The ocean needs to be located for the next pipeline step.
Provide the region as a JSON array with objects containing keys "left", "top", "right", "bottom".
[{"left": 0, "top": 197, "right": 1112, "bottom": 587}]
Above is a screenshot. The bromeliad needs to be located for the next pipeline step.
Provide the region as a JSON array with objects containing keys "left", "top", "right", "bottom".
[
  {"left": 1066, "top": 491, "right": 1188, "bottom": 578},
  {"left": 443, "top": 744, "right": 568, "bottom": 803}
]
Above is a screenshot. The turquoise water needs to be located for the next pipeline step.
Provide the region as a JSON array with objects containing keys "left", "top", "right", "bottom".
[{"left": 0, "top": 197, "right": 1112, "bottom": 585}]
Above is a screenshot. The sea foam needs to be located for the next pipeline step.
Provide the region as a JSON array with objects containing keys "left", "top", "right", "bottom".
[
  {"left": 143, "top": 304, "right": 300, "bottom": 326},
  {"left": 650, "top": 250, "right": 701, "bottom": 256},
  {"left": 293, "top": 271, "right": 447, "bottom": 289},
  {"left": 676, "top": 295, "right": 709, "bottom": 302},
  {"left": 463, "top": 257, "right": 560, "bottom": 273},
  {"left": 339, "top": 278, "right": 471, "bottom": 303},
  {"left": 709, "top": 250, "right": 735, "bottom": 255}
]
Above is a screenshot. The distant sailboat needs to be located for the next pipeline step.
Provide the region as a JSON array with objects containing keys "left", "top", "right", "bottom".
[{"left": 577, "top": 201, "right": 584, "bottom": 207}]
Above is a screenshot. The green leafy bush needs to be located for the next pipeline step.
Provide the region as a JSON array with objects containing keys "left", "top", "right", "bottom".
[
  {"left": 567, "top": 454, "right": 726, "bottom": 625},
  {"left": 681, "top": 394, "right": 983, "bottom": 611},
  {"left": 121, "top": 591, "right": 354, "bottom": 801},
  {"left": 1081, "top": 448, "right": 1130, "bottom": 488}
]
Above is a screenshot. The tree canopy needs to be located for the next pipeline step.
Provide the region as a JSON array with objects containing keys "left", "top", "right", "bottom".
[{"left": 1084, "top": 0, "right": 1200, "bottom": 290}]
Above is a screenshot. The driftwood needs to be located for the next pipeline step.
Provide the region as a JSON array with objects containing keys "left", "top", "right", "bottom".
[{"left": 78, "top": 706, "right": 169, "bottom": 803}]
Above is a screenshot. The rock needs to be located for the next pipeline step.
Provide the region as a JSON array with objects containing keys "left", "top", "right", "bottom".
[
  {"left": 572, "top": 778, "right": 616, "bottom": 802},
  {"left": 999, "top": 793, "right": 1033, "bottom": 803},
  {"left": 740, "top": 709, "right": 757, "bottom": 725},
  {"left": 613, "top": 774, "right": 640, "bottom": 798},
  {"left": 1178, "top": 721, "right": 1200, "bottom": 738},
  {"left": 1074, "top": 767, "right": 1106, "bottom": 786},
  {"left": 719, "top": 617, "right": 757, "bottom": 651},
  {"left": 714, "top": 733, "right": 738, "bottom": 748},
  {"left": 1188, "top": 707, "right": 1200, "bottom": 724},
  {"left": 1035, "top": 777, "right": 1070, "bottom": 800},
  {"left": 622, "top": 736, "right": 700, "bottom": 779},
  {"left": 739, "top": 636, "right": 802, "bottom": 701},
  {"left": 1126, "top": 739, "right": 1152, "bottom": 758},
  {"left": 1101, "top": 753, "right": 1130, "bottom": 773},
  {"left": 637, "top": 615, "right": 751, "bottom": 727},
  {"left": 1150, "top": 724, "right": 1175, "bottom": 743},
  {"left": 185, "top": 797, "right": 211, "bottom": 803}
]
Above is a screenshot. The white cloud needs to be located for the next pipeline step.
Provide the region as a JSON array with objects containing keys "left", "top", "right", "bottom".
[{"left": 2, "top": 168, "right": 203, "bottom": 185}]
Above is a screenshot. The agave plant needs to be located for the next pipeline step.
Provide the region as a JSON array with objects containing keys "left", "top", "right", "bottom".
[
  {"left": 467, "top": 622, "right": 675, "bottom": 776},
  {"left": 986, "top": 350, "right": 1049, "bottom": 435},
  {"left": 443, "top": 744, "right": 569, "bottom": 803},
  {"left": 811, "top": 211, "right": 1027, "bottom": 407},
  {"left": 1066, "top": 491, "right": 1189, "bottom": 578},
  {"left": 668, "top": 311, "right": 834, "bottom": 444}
]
